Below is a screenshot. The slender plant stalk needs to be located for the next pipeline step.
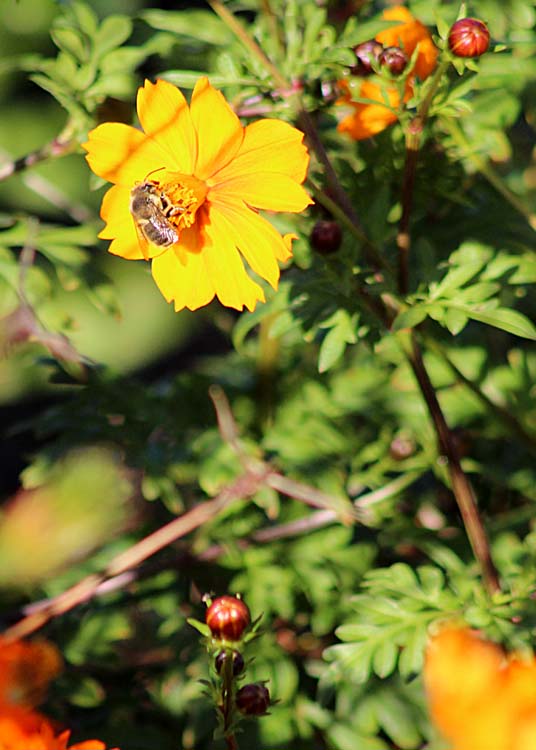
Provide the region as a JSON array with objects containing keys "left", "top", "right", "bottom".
[
  {"left": 405, "top": 335, "right": 501, "bottom": 594},
  {"left": 444, "top": 117, "right": 535, "bottom": 228},
  {"left": 2, "top": 388, "right": 369, "bottom": 639},
  {"left": 397, "top": 59, "right": 450, "bottom": 294},
  {"left": 394, "top": 53, "right": 501, "bottom": 593},
  {"left": 0, "top": 124, "right": 77, "bottom": 182},
  {"left": 424, "top": 336, "right": 536, "bottom": 455}
]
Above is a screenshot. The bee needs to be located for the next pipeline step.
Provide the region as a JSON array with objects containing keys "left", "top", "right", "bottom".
[{"left": 130, "top": 175, "right": 183, "bottom": 259}]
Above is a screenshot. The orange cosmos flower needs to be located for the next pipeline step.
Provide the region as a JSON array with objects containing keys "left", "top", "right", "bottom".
[
  {"left": 0, "top": 704, "right": 118, "bottom": 750},
  {"left": 337, "top": 5, "right": 438, "bottom": 140},
  {"left": 0, "top": 638, "right": 62, "bottom": 709},
  {"left": 424, "top": 625, "right": 536, "bottom": 750},
  {"left": 83, "top": 78, "right": 312, "bottom": 312},
  {"left": 376, "top": 5, "right": 438, "bottom": 81}
]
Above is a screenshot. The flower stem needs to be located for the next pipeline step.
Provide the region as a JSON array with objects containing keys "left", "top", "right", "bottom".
[
  {"left": 393, "top": 55, "right": 500, "bottom": 592},
  {"left": 397, "top": 58, "right": 450, "bottom": 294},
  {"left": 207, "top": 0, "right": 287, "bottom": 90},
  {"left": 424, "top": 335, "right": 536, "bottom": 456},
  {"left": 404, "top": 333, "right": 501, "bottom": 595},
  {"left": 0, "top": 123, "right": 78, "bottom": 183},
  {"left": 443, "top": 117, "right": 536, "bottom": 228}
]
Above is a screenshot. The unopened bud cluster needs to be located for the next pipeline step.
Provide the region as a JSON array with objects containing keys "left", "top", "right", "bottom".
[
  {"left": 202, "top": 594, "right": 271, "bottom": 730},
  {"left": 351, "top": 39, "right": 408, "bottom": 77}
]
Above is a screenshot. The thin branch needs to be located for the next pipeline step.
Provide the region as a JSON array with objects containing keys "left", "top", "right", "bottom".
[
  {"left": 405, "top": 335, "right": 501, "bottom": 594},
  {"left": 3, "top": 467, "right": 269, "bottom": 641},
  {"left": 424, "top": 336, "right": 536, "bottom": 456},
  {"left": 443, "top": 117, "right": 536, "bottom": 229},
  {"left": 394, "top": 54, "right": 501, "bottom": 594},
  {"left": 397, "top": 59, "right": 450, "bottom": 294},
  {"left": 0, "top": 134, "right": 77, "bottom": 182},
  {"left": 0, "top": 145, "right": 92, "bottom": 223}
]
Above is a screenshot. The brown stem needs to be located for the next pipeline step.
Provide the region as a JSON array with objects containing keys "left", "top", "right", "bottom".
[
  {"left": 2, "top": 469, "right": 267, "bottom": 641},
  {"left": 424, "top": 336, "right": 536, "bottom": 456},
  {"left": 397, "top": 118, "right": 421, "bottom": 294},
  {"left": 406, "top": 335, "right": 500, "bottom": 594},
  {"left": 0, "top": 132, "right": 77, "bottom": 183},
  {"left": 394, "top": 56, "right": 500, "bottom": 593},
  {"left": 396, "top": 58, "right": 449, "bottom": 295}
]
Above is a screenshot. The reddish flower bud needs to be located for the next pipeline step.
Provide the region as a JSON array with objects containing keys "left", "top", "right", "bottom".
[
  {"left": 448, "top": 18, "right": 490, "bottom": 58},
  {"left": 350, "top": 40, "right": 383, "bottom": 75},
  {"left": 235, "top": 683, "right": 271, "bottom": 715},
  {"left": 389, "top": 436, "right": 415, "bottom": 461},
  {"left": 310, "top": 220, "right": 342, "bottom": 255},
  {"left": 379, "top": 46, "right": 408, "bottom": 75},
  {"left": 206, "top": 596, "right": 251, "bottom": 641},
  {"left": 215, "top": 649, "right": 245, "bottom": 676}
]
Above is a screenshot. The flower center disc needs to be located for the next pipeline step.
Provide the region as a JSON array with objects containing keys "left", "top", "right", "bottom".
[{"left": 156, "top": 172, "right": 208, "bottom": 232}]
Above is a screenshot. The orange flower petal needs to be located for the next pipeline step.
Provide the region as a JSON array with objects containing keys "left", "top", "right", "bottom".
[
  {"left": 214, "top": 173, "right": 312, "bottom": 213},
  {"left": 136, "top": 79, "right": 196, "bottom": 173},
  {"left": 337, "top": 80, "right": 402, "bottom": 140},
  {"left": 212, "top": 119, "right": 309, "bottom": 184},
  {"left": 208, "top": 196, "right": 283, "bottom": 289},
  {"left": 189, "top": 78, "right": 244, "bottom": 181},
  {"left": 0, "top": 638, "right": 62, "bottom": 709},
  {"left": 376, "top": 5, "right": 438, "bottom": 79},
  {"left": 83, "top": 125, "right": 168, "bottom": 186},
  {"left": 412, "top": 37, "right": 439, "bottom": 80}
]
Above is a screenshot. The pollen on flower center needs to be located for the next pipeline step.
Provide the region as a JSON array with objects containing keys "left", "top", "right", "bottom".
[{"left": 157, "top": 172, "right": 208, "bottom": 231}]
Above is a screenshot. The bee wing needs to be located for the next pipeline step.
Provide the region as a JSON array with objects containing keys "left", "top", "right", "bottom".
[
  {"left": 133, "top": 219, "right": 151, "bottom": 261},
  {"left": 132, "top": 218, "right": 170, "bottom": 260}
]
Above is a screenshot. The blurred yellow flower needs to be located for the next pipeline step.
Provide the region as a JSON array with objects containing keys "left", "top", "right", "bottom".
[
  {"left": 83, "top": 78, "right": 311, "bottom": 312},
  {"left": 338, "top": 5, "right": 438, "bottom": 140},
  {"left": 424, "top": 625, "right": 536, "bottom": 750}
]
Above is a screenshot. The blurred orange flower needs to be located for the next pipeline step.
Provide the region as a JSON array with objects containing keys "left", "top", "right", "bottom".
[
  {"left": 424, "top": 626, "right": 536, "bottom": 750},
  {"left": 0, "top": 705, "right": 117, "bottom": 750},
  {"left": 0, "top": 638, "right": 62, "bottom": 709},
  {"left": 337, "top": 5, "right": 438, "bottom": 140},
  {"left": 83, "top": 78, "right": 312, "bottom": 312}
]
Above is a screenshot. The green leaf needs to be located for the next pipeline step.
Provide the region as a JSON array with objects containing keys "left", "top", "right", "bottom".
[
  {"left": 444, "top": 306, "right": 468, "bottom": 335},
  {"left": 431, "top": 260, "right": 485, "bottom": 299},
  {"left": 371, "top": 640, "right": 398, "bottom": 678},
  {"left": 448, "top": 305, "right": 536, "bottom": 340},
  {"left": 318, "top": 310, "right": 358, "bottom": 373},
  {"left": 70, "top": 1, "right": 98, "bottom": 37},
  {"left": 67, "top": 675, "right": 105, "bottom": 707},
  {"left": 391, "top": 306, "right": 429, "bottom": 331},
  {"left": 94, "top": 15, "right": 133, "bottom": 58},
  {"left": 141, "top": 9, "right": 232, "bottom": 45},
  {"left": 50, "top": 26, "right": 88, "bottom": 62}
]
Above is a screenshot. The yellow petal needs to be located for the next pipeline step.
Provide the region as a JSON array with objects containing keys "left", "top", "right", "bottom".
[
  {"left": 211, "top": 119, "right": 309, "bottom": 183},
  {"left": 190, "top": 77, "right": 244, "bottom": 181},
  {"left": 151, "top": 247, "right": 215, "bottom": 311},
  {"left": 82, "top": 124, "right": 168, "bottom": 186},
  {"left": 214, "top": 172, "right": 312, "bottom": 213},
  {"left": 136, "top": 79, "right": 197, "bottom": 173},
  {"left": 210, "top": 196, "right": 289, "bottom": 288},
  {"left": 98, "top": 185, "right": 145, "bottom": 260},
  {"left": 202, "top": 206, "right": 265, "bottom": 311}
]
